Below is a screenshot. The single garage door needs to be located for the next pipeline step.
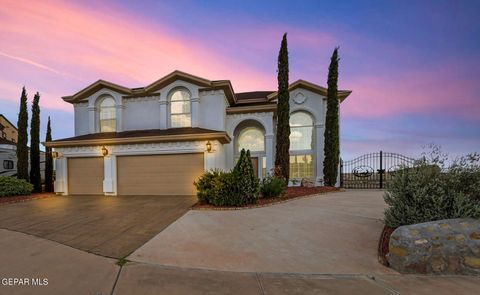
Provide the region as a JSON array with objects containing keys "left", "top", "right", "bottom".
[
  {"left": 68, "top": 157, "right": 104, "bottom": 195},
  {"left": 117, "top": 153, "right": 204, "bottom": 195}
]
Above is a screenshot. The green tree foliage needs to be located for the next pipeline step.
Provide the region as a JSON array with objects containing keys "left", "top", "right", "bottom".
[
  {"left": 384, "top": 147, "right": 480, "bottom": 228},
  {"left": 234, "top": 149, "right": 260, "bottom": 201},
  {"left": 274, "top": 33, "right": 291, "bottom": 181},
  {"left": 16, "top": 87, "right": 29, "bottom": 181},
  {"left": 323, "top": 47, "right": 340, "bottom": 186},
  {"left": 29, "top": 92, "right": 41, "bottom": 192},
  {"left": 44, "top": 116, "right": 54, "bottom": 192}
]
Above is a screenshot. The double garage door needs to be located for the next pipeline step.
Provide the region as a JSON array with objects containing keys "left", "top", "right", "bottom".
[{"left": 68, "top": 153, "right": 204, "bottom": 196}]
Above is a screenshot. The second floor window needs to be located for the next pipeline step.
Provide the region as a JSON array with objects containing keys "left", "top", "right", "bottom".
[
  {"left": 170, "top": 89, "right": 191, "bottom": 128},
  {"left": 99, "top": 97, "right": 116, "bottom": 132}
]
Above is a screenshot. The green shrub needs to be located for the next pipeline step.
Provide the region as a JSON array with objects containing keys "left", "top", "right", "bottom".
[
  {"left": 261, "top": 173, "right": 287, "bottom": 198},
  {"left": 232, "top": 149, "right": 260, "bottom": 203},
  {"left": 0, "top": 176, "right": 34, "bottom": 197},
  {"left": 194, "top": 169, "right": 222, "bottom": 204},
  {"left": 384, "top": 147, "right": 480, "bottom": 228},
  {"left": 194, "top": 149, "right": 260, "bottom": 206}
]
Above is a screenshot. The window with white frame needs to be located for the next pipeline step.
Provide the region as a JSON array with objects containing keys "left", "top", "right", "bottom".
[
  {"left": 289, "top": 111, "right": 314, "bottom": 180},
  {"left": 99, "top": 96, "right": 116, "bottom": 132},
  {"left": 170, "top": 89, "right": 191, "bottom": 128}
]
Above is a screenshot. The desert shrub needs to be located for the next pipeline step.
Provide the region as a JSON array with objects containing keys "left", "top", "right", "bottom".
[
  {"left": 261, "top": 173, "right": 287, "bottom": 198},
  {"left": 384, "top": 146, "right": 480, "bottom": 228},
  {"left": 0, "top": 176, "right": 33, "bottom": 197},
  {"left": 194, "top": 149, "right": 260, "bottom": 206}
]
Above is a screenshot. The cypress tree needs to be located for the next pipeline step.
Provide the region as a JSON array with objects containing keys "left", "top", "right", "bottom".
[
  {"left": 274, "top": 33, "right": 291, "bottom": 181},
  {"left": 16, "top": 87, "right": 29, "bottom": 181},
  {"left": 323, "top": 47, "right": 340, "bottom": 186},
  {"left": 30, "top": 92, "right": 41, "bottom": 192},
  {"left": 44, "top": 116, "right": 54, "bottom": 192}
]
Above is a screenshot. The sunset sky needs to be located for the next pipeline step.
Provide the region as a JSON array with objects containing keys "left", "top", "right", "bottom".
[{"left": 0, "top": 0, "right": 479, "bottom": 159}]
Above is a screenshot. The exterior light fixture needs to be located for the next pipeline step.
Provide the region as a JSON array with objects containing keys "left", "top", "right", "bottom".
[
  {"left": 206, "top": 141, "right": 212, "bottom": 153},
  {"left": 52, "top": 151, "right": 59, "bottom": 159},
  {"left": 101, "top": 146, "right": 109, "bottom": 156}
]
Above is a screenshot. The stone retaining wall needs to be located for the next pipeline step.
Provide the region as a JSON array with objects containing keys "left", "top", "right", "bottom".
[{"left": 387, "top": 218, "right": 480, "bottom": 275}]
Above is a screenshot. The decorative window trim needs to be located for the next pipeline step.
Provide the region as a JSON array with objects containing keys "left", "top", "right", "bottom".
[
  {"left": 168, "top": 87, "right": 192, "bottom": 128},
  {"left": 97, "top": 96, "right": 117, "bottom": 133}
]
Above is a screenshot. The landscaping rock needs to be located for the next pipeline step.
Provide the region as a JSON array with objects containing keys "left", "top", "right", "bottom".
[{"left": 387, "top": 218, "right": 480, "bottom": 275}]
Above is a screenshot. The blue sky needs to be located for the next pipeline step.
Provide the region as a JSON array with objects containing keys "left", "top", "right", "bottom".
[{"left": 0, "top": 0, "right": 479, "bottom": 159}]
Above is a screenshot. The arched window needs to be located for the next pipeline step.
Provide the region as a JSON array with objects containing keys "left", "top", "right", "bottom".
[
  {"left": 170, "top": 89, "right": 191, "bottom": 128},
  {"left": 289, "top": 111, "right": 314, "bottom": 180},
  {"left": 237, "top": 127, "right": 265, "bottom": 153},
  {"left": 289, "top": 112, "right": 314, "bottom": 151},
  {"left": 234, "top": 122, "right": 266, "bottom": 178},
  {"left": 99, "top": 97, "right": 116, "bottom": 132}
]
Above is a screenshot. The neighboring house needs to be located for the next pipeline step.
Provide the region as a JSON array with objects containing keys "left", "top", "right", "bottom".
[
  {"left": 0, "top": 114, "right": 18, "bottom": 143},
  {"left": 45, "top": 71, "right": 351, "bottom": 196},
  {"left": 0, "top": 114, "right": 46, "bottom": 178}
]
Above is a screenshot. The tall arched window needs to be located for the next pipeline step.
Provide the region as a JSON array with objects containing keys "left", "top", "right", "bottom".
[
  {"left": 289, "top": 111, "right": 314, "bottom": 180},
  {"left": 99, "top": 97, "right": 116, "bottom": 132},
  {"left": 235, "top": 122, "right": 266, "bottom": 178},
  {"left": 170, "top": 89, "right": 191, "bottom": 128},
  {"left": 237, "top": 127, "right": 265, "bottom": 153}
]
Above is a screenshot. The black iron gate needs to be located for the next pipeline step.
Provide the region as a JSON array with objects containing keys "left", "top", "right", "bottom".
[{"left": 340, "top": 151, "right": 415, "bottom": 189}]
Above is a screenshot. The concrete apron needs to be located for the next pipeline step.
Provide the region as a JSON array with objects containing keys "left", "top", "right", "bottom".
[{"left": 129, "top": 190, "right": 396, "bottom": 274}]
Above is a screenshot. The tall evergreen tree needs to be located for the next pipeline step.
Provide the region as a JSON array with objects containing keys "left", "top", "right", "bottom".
[
  {"left": 274, "top": 33, "right": 291, "bottom": 181},
  {"left": 44, "top": 116, "right": 54, "bottom": 192},
  {"left": 30, "top": 92, "right": 41, "bottom": 192},
  {"left": 16, "top": 87, "right": 29, "bottom": 181},
  {"left": 323, "top": 47, "right": 340, "bottom": 186}
]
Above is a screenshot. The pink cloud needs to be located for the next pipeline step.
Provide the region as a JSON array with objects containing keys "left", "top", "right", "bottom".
[
  {"left": 0, "top": 0, "right": 276, "bottom": 106},
  {"left": 342, "top": 66, "right": 479, "bottom": 120}
]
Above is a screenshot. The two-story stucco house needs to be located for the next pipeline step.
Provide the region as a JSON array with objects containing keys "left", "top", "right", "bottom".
[{"left": 45, "top": 71, "right": 351, "bottom": 196}]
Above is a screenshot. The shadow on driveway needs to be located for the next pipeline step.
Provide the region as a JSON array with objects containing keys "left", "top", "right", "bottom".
[{"left": 0, "top": 195, "right": 196, "bottom": 258}]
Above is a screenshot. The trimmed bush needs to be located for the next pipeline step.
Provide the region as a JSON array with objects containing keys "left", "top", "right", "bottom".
[
  {"left": 233, "top": 149, "right": 260, "bottom": 203},
  {"left": 261, "top": 173, "right": 287, "bottom": 198},
  {"left": 194, "top": 149, "right": 260, "bottom": 206},
  {"left": 384, "top": 148, "right": 480, "bottom": 228},
  {"left": 194, "top": 169, "right": 223, "bottom": 204},
  {"left": 0, "top": 176, "right": 33, "bottom": 197}
]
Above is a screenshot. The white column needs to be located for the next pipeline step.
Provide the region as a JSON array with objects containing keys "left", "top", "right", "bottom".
[
  {"left": 191, "top": 97, "right": 200, "bottom": 127},
  {"left": 265, "top": 133, "right": 274, "bottom": 174},
  {"left": 87, "top": 106, "right": 96, "bottom": 133},
  {"left": 54, "top": 156, "right": 67, "bottom": 195},
  {"left": 103, "top": 154, "right": 117, "bottom": 196},
  {"left": 159, "top": 96, "right": 168, "bottom": 129},
  {"left": 315, "top": 124, "right": 325, "bottom": 186}
]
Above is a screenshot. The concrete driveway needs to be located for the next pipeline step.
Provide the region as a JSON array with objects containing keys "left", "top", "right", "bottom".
[
  {"left": 1, "top": 190, "right": 478, "bottom": 295},
  {"left": 130, "top": 190, "right": 394, "bottom": 274},
  {"left": 0, "top": 195, "right": 195, "bottom": 258}
]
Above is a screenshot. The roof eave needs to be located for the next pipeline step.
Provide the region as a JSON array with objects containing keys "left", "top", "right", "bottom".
[{"left": 43, "top": 132, "right": 231, "bottom": 148}]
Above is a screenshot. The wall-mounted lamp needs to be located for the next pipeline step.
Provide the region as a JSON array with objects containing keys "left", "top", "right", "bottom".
[
  {"left": 52, "top": 151, "right": 59, "bottom": 159},
  {"left": 206, "top": 141, "right": 213, "bottom": 153},
  {"left": 101, "top": 146, "right": 109, "bottom": 157}
]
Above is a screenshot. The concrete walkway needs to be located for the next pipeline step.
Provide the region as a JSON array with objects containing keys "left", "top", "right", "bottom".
[{"left": 130, "top": 190, "right": 394, "bottom": 274}]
